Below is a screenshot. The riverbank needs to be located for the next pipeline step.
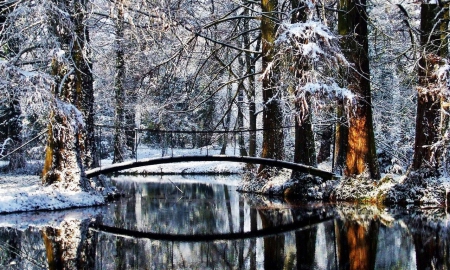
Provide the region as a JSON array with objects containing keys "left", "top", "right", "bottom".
[{"left": 0, "top": 160, "right": 245, "bottom": 214}]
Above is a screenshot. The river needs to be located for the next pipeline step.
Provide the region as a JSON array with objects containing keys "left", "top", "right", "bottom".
[{"left": 0, "top": 175, "right": 448, "bottom": 269}]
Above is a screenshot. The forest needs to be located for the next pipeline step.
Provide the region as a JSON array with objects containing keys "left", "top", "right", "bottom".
[{"left": 0, "top": 0, "right": 449, "bottom": 205}]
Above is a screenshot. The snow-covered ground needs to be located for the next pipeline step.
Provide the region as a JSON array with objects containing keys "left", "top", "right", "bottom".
[{"left": 0, "top": 174, "right": 105, "bottom": 214}]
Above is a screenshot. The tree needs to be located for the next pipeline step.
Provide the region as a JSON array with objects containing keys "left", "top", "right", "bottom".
[
  {"left": 42, "top": 0, "right": 95, "bottom": 190},
  {"left": 290, "top": 0, "right": 317, "bottom": 171},
  {"left": 412, "top": 2, "right": 449, "bottom": 176},
  {"left": 338, "top": 0, "right": 380, "bottom": 179},
  {"left": 258, "top": 0, "right": 284, "bottom": 175},
  {"left": 0, "top": 0, "right": 25, "bottom": 171},
  {"left": 272, "top": 0, "right": 347, "bottom": 177},
  {"left": 113, "top": 0, "right": 127, "bottom": 164}
]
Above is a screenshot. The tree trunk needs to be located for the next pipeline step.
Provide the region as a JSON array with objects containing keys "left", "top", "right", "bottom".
[
  {"left": 338, "top": 0, "right": 380, "bottom": 179},
  {"left": 42, "top": 0, "right": 93, "bottom": 191},
  {"left": 220, "top": 83, "right": 232, "bottom": 155},
  {"left": 412, "top": 3, "right": 449, "bottom": 175},
  {"left": 317, "top": 107, "right": 333, "bottom": 164},
  {"left": 243, "top": 1, "right": 258, "bottom": 157},
  {"left": 4, "top": 97, "right": 25, "bottom": 171},
  {"left": 237, "top": 78, "right": 248, "bottom": 157},
  {"left": 73, "top": 0, "right": 97, "bottom": 169},
  {"left": 113, "top": 0, "right": 126, "bottom": 164},
  {"left": 290, "top": 0, "right": 316, "bottom": 177},
  {"left": 333, "top": 99, "right": 348, "bottom": 176},
  {"left": 258, "top": 0, "right": 284, "bottom": 175}
]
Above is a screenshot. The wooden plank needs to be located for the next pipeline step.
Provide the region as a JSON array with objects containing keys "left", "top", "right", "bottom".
[{"left": 85, "top": 155, "right": 335, "bottom": 179}]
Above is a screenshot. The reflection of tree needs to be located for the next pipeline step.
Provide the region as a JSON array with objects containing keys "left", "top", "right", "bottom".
[
  {"left": 259, "top": 210, "right": 285, "bottom": 269},
  {"left": 0, "top": 227, "right": 47, "bottom": 268},
  {"left": 296, "top": 226, "right": 317, "bottom": 270},
  {"left": 42, "top": 219, "right": 94, "bottom": 269},
  {"left": 345, "top": 219, "right": 379, "bottom": 270},
  {"left": 290, "top": 202, "right": 334, "bottom": 269},
  {"left": 405, "top": 213, "right": 450, "bottom": 270},
  {"left": 335, "top": 204, "right": 381, "bottom": 270}
]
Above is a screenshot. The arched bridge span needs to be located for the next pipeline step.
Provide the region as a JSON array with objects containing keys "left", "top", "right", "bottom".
[{"left": 85, "top": 155, "right": 334, "bottom": 179}]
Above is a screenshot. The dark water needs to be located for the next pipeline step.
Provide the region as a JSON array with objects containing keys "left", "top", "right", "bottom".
[{"left": 0, "top": 175, "right": 449, "bottom": 269}]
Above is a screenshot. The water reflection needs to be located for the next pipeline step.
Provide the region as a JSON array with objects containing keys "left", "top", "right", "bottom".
[{"left": 0, "top": 175, "right": 449, "bottom": 269}]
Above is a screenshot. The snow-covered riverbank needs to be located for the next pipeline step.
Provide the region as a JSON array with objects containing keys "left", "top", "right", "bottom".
[
  {"left": 0, "top": 160, "right": 245, "bottom": 214},
  {"left": 0, "top": 174, "right": 105, "bottom": 214}
]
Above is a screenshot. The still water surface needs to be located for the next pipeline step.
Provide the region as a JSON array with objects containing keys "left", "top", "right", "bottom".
[{"left": 0, "top": 175, "right": 448, "bottom": 269}]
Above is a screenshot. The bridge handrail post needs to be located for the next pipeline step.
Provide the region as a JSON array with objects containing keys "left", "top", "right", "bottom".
[
  {"left": 240, "top": 130, "right": 243, "bottom": 157},
  {"left": 134, "top": 128, "right": 138, "bottom": 162},
  {"left": 171, "top": 131, "right": 174, "bottom": 157},
  {"left": 161, "top": 131, "right": 164, "bottom": 157},
  {"left": 233, "top": 130, "right": 236, "bottom": 156},
  {"left": 99, "top": 125, "right": 102, "bottom": 169},
  {"left": 206, "top": 132, "right": 209, "bottom": 156}
]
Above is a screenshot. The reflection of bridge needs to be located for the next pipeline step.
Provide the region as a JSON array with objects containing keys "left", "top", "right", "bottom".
[
  {"left": 85, "top": 155, "right": 335, "bottom": 179},
  {"left": 89, "top": 215, "right": 333, "bottom": 242}
]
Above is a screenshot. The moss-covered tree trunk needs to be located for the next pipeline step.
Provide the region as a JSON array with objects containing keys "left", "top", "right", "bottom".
[
  {"left": 412, "top": 3, "right": 449, "bottom": 175},
  {"left": 258, "top": 0, "right": 284, "bottom": 175},
  {"left": 42, "top": 0, "right": 93, "bottom": 191},
  {"left": 338, "top": 0, "right": 380, "bottom": 179}
]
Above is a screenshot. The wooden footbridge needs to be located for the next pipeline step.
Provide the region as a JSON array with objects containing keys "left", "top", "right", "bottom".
[{"left": 85, "top": 155, "right": 335, "bottom": 179}]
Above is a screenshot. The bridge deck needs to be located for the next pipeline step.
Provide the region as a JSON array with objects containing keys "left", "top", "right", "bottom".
[{"left": 85, "top": 155, "right": 334, "bottom": 179}]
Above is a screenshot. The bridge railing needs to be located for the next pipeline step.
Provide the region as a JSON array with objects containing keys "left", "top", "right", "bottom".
[{"left": 94, "top": 125, "right": 286, "bottom": 164}]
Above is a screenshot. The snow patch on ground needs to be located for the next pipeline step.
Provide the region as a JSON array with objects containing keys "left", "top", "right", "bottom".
[{"left": 0, "top": 174, "right": 105, "bottom": 214}]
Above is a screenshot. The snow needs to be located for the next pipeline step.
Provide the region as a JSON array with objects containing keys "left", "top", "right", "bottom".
[{"left": 0, "top": 174, "right": 104, "bottom": 214}]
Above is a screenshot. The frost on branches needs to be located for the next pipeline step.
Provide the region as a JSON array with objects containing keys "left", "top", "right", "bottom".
[
  {"left": 273, "top": 20, "right": 350, "bottom": 120},
  {"left": 0, "top": 62, "right": 52, "bottom": 171}
]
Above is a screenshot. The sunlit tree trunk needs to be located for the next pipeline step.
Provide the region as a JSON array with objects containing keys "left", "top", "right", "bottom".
[
  {"left": 338, "top": 0, "right": 380, "bottom": 179},
  {"left": 258, "top": 0, "right": 284, "bottom": 175},
  {"left": 412, "top": 3, "right": 449, "bottom": 175}
]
